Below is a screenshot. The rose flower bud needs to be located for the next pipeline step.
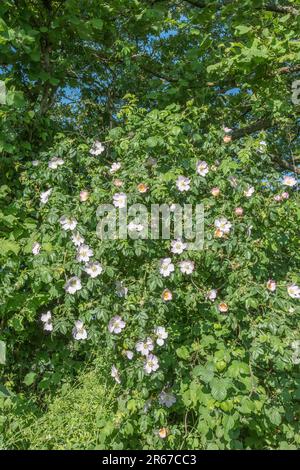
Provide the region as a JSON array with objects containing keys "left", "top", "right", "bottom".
[
  {"left": 211, "top": 187, "right": 220, "bottom": 197},
  {"left": 80, "top": 190, "right": 89, "bottom": 202},
  {"left": 223, "top": 135, "right": 232, "bottom": 143},
  {"left": 235, "top": 207, "right": 243, "bottom": 216}
]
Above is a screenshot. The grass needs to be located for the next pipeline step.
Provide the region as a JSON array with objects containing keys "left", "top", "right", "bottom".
[{"left": 3, "top": 364, "right": 117, "bottom": 450}]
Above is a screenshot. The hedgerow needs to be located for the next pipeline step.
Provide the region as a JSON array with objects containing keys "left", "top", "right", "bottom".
[{"left": 0, "top": 0, "right": 299, "bottom": 451}]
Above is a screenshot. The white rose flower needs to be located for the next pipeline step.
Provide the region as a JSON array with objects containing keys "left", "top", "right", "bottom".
[
  {"left": 207, "top": 289, "right": 217, "bottom": 301},
  {"left": 136, "top": 337, "right": 154, "bottom": 356},
  {"left": 111, "top": 365, "right": 121, "bottom": 384},
  {"left": 158, "top": 427, "right": 168, "bottom": 439},
  {"left": 154, "top": 326, "right": 168, "bottom": 346},
  {"left": 244, "top": 186, "right": 255, "bottom": 198},
  {"left": 218, "top": 302, "right": 228, "bottom": 313},
  {"left": 196, "top": 160, "right": 209, "bottom": 177},
  {"left": 283, "top": 175, "right": 297, "bottom": 187},
  {"left": 124, "top": 350, "right": 134, "bottom": 360},
  {"left": 109, "top": 162, "right": 121, "bottom": 173},
  {"left": 171, "top": 239, "right": 187, "bottom": 255},
  {"left": 32, "top": 242, "right": 41, "bottom": 255},
  {"left": 162, "top": 289, "right": 172, "bottom": 302},
  {"left": 79, "top": 190, "right": 89, "bottom": 202},
  {"left": 84, "top": 261, "right": 103, "bottom": 278},
  {"left": 159, "top": 258, "right": 175, "bottom": 277},
  {"left": 72, "top": 320, "right": 87, "bottom": 340},
  {"left": 144, "top": 354, "right": 159, "bottom": 374},
  {"left": 32, "top": 160, "right": 40, "bottom": 166},
  {"left": 43, "top": 321, "right": 53, "bottom": 332},
  {"left": 40, "top": 188, "right": 52, "bottom": 204},
  {"left": 179, "top": 260, "right": 194, "bottom": 275},
  {"left": 41, "top": 311, "right": 52, "bottom": 323},
  {"left": 64, "top": 276, "right": 82, "bottom": 294},
  {"left": 71, "top": 231, "right": 85, "bottom": 247},
  {"left": 41, "top": 311, "right": 52, "bottom": 332},
  {"left": 108, "top": 316, "right": 126, "bottom": 334},
  {"left": 176, "top": 175, "right": 190, "bottom": 192},
  {"left": 59, "top": 216, "right": 78, "bottom": 231},
  {"left": 214, "top": 217, "right": 232, "bottom": 234},
  {"left": 267, "top": 280, "right": 276, "bottom": 292},
  {"left": 287, "top": 284, "right": 300, "bottom": 299},
  {"left": 113, "top": 192, "right": 127, "bottom": 208},
  {"left": 48, "top": 157, "right": 64, "bottom": 169},
  {"left": 76, "top": 244, "right": 93, "bottom": 262},
  {"left": 90, "top": 140, "right": 105, "bottom": 156}
]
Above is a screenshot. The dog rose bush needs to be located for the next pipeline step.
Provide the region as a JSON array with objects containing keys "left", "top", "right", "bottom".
[
  {"left": 1, "top": 0, "right": 300, "bottom": 451},
  {"left": 1, "top": 100, "right": 299, "bottom": 449}
]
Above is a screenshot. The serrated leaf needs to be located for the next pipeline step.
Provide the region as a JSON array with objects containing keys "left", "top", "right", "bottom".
[
  {"left": 192, "top": 365, "right": 214, "bottom": 383},
  {"left": 210, "top": 378, "right": 229, "bottom": 401}
]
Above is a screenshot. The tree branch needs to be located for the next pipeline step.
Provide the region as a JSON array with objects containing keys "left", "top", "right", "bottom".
[
  {"left": 231, "top": 118, "right": 273, "bottom": 140},
  {"left": 264, "top": 4, "right": 299, "bottom": 16},
  {"left": 271, "top": 154, "right": 300, "bottom": 174},
  {"left": 278, "top": 64, "right": 300, "bottom": 75},
  {"left": 183, "top": 0, "right": 207, "bottom": 7},
  {"left": 183, "top": 0, "right": 299, "bottom": 16}
]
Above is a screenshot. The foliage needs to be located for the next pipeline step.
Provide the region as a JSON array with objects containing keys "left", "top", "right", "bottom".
[
  {"left": 0, "top": 0, "right": 299, "bottom": 450},
  {"left": 1, "top": 359, "right": 117, "bottom": 450}
]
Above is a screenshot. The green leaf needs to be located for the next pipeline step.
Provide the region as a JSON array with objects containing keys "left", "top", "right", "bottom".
[
  {"left": 0, "top": 238, "right": 20, "bottom": 255},
  {"left": 39, "top": 268, "right": 53, "bottom": 283},
  {"left": 235, "top": 25, "right": 252, "bottom": 35},
  {"left": 240, "top": 397, "right": 255, "bottom": 414},
  {"left": 192, "top": 365, "right": 214, "bottom": 383},
  {"left": 145, "top": 136, "right": 163, "bottom": 147},
  {"left": 30, "top": 50, "right": 41, "bottom": 61},
  {"left": 210, "top": 378, "right": 229, "bottom": 402},
  {"left": 5, "top": 89, "right": 25, "bottom": 107},
  {"left": 222, "top": 414, "right": 235, "bottom": 433},
  {"left": 0, "top": 383, "right": 11, "bottom": 397},
  {"left": 23, "top": 372, "right": 37, "bottom": 386},
  {"left": 267, "top": 408, "right": 282, "bottom": 426},
  {"left": 90, "top": 18, "right": 103, "bottom": 30},
  {"left": 197, "top": 419, "right": 209, "bottom": 436},
  {"left": 176, "top": 346, "right": 190, "bottom": 360},
  {"left": 0, "top": 341, "right": 6, "bottom": 364}
]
